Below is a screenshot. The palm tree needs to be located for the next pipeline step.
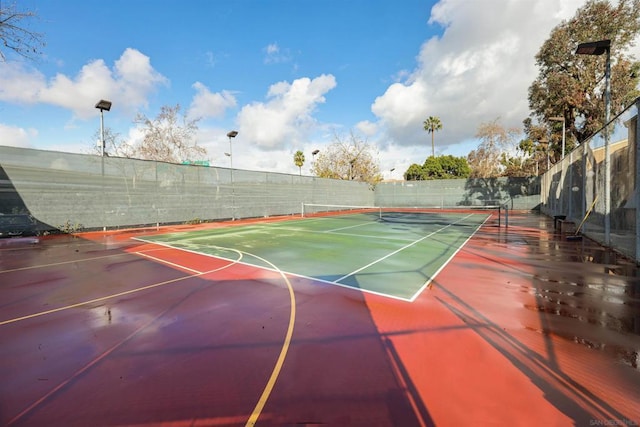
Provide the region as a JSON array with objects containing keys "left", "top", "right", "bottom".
[
  {"left": 293, "top": 150, "right": 305, "bottom": 175},
  {"left": 423, "top": 116, "right": 443, "bottom": 157}
]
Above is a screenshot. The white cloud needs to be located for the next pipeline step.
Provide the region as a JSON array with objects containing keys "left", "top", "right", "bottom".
[
  {"left": 0, "top": 124, "right": 37, "bottom": 148},
  {"left": 371, "top": 0, "right": 586, "bottom": 151},
  {"left": 0, "top": 62, "right": 45, "bottom": 104},
  {"left": 236, "top": 74, "right": 337, "bottom": 149},
  {"left": 355, "top": 120, "right": 378, "bottom": 136},
  {"left": 266, "top": 43, "right": 279, "bottom": 55},
  {"left": 188, "top": 82, "right": 237, "bottom": 120},
  {"left": 112, "top": 48, "right": 168, "bottom": 110},
  {"left": 205, "top": 51, "right": 216, "bottom": 68},
  {"left": 263, "top": 42, "right": 292, "bottom": 64},
  {"left": 0, "top": 48, "right": 167, "bottom": 120}
]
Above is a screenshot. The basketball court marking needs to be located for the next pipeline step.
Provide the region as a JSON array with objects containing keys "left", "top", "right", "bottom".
[
  {"left": 0, "top": 246, "right": 243, "bottom": 326},
  {"left": 136, "top": 212, "right": 489, "bottom": 301}
]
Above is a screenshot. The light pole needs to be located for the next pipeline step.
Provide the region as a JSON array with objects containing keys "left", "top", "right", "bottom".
[
  {"left": 226, "top": 130, "right": 238, "bottom": 169},
  {"left": 95, "top": 99, "right": 111, "bottom": 232},
  {"left": 576, "top": 39, "right": 611, "bottom": 245},
  {"left": 311, "top": 149, "right": 319, "bottom": 174},
  {"left": 226, "top": 131, "right": 238, "bottom": 220},
  {"left": 549, "top": 116, "right": 566, "bottom": 159},
  {"left": 539, "top": 137, "right": 549, "bottom": 172},
  {"left": 95, "top": 99, "right": 112, "bottom": 157}
]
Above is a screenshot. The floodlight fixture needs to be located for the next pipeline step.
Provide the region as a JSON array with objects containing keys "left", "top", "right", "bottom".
[
  {"left": 312, "top": 149, "right": 320, "bottom": 155},
  {"left": 95, "top": 99, "right": 112, "bottom": 111},
  {"left": 575, "top": 39, "right": 610, "bottom": 56},
  {"left": 227, "top": 130, "right": 238, "bottom": 138}
]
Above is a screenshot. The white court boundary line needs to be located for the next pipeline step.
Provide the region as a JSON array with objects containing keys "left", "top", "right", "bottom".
[
  {"left": 4, "top": 241, "right": 296, "bottom": 427},
  {"left": 135, "top": 213, "right": 490, "bottom": 303},
  {"left": 134, "top": 237, "right": 414, "bottom": 303},
  {"left": 408, "top": 214, "right": 492, "bottom": 302},
  {"left": 332, "top": 214, "right": 490, "bottom": 302},
  {"left": 131, "top": 238, "right": 296, "bottom": 427},
  {"left": 334, "top": 214, "right": 474, "bottom": 284}
]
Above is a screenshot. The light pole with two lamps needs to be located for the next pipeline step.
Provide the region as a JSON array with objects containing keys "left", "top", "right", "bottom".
[{"left": 575, "top": 39, "right": 611, "bottom": 245}]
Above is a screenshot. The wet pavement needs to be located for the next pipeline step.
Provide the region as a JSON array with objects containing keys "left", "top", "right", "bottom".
[
  {"left": 1, "top": 212, "right": 639, "bottom": 426},
  {"left": 501, "top": 213, "right": 640, "bottom": 370}
]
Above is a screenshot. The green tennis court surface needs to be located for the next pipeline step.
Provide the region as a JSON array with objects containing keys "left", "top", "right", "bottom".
[{"left": 136, "top": 211, "right": 490, "bottom": 301}]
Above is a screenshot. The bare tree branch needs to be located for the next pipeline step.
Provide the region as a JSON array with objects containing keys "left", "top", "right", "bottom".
[
  {"left": 311, "top": 130, "right": 381, "bottom": 186},
  {"left": 133, "top": 104, "right": 206, "bottom": 163},
  {"left": 0, "top": 1, "right": 45, "bottom": 61}
]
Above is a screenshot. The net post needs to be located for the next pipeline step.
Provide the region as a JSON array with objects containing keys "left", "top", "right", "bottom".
[
  {"left": 301, "top": 202, "right": 304, "bottom": 218},
  {"left": 498, "top": 205, "right": 501, "bottom": 228},
  {"left": 505, "top": 204, "right": 509, "bottom": 228}
]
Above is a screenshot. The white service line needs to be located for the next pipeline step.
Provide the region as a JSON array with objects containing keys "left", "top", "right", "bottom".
[
  {"left": 408, "top": 213, "right": 492, "bottom": 301},
  {"left": 335, "top": 214, "right": 474, "bottom": 284},
  {"left": 325, "top": 221, "right": 374, "bottom": 233}
]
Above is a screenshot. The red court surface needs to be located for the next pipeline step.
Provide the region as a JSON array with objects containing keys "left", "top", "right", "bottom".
[{"left": 1, "top": 212, "right": 639, "bottom": 426}]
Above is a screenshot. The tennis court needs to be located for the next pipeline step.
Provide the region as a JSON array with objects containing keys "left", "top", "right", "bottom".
[
  {"left": 2, "top": 209, "right": 640, "bottom": 426},
  {"left": 136, "top": 207, "right": 492, "bottom": 301}
]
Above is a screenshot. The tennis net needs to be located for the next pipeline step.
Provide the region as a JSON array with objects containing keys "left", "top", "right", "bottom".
[
  {"left": 301, "top": 203, "right": 509, "bottom": 227},
  {"left": 301, "top": 203, "right": 382, "bottom": 219}
]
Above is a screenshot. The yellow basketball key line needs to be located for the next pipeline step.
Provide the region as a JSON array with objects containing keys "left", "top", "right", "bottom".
[
  {"left": 243, "top": 253, "right": 296, "bottom": 427},
  {"left": 112, "top": 237, "right": 295, "bottom": 425}
]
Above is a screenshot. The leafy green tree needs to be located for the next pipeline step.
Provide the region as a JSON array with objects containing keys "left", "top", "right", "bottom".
[
  {"left": 528, "top": 0, "right": 640, "bottom": 151},
  {"left": 293, "top": 150, "right": 305, "bottom": 175},
  {"left": 422, "top": 157, "right": 444, "bottom": 179},
  {"left": 404, "top": 156, "right": 470, "bottom": 180},
  {"left": 500, "top": 150, "right": 536, "bottom": 177},
  {"left": 311, "top": 131, "right": 381, "bottom": 186},
  {"left": 435, "top": 155, "right": 471, "bottom": 179},
  {"left": 404, "top": 163, "right": 425, "bottom": 180},
  {"left": 423, "top": 116, "right": 443, "bottom": 158}
]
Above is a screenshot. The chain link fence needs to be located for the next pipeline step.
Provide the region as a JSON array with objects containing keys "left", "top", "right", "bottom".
[
  {"left": 0, "top": 147, "right": 374, "bottom": 231},
  {"left": 1, "top": 145, "right": 540, "bottom": 234},
  {"left": 541, "top": 97, "right": 639, "bottom": 261}
]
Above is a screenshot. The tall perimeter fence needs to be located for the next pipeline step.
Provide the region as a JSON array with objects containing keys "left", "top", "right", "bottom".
[
  {"left": 541, "top": 97, "right": 640, "bottom": 262},
  {"left": 1, "top": 145, "right": 539, "bottom": 233}
]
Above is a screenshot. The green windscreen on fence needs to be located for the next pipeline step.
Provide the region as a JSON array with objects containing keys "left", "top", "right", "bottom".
[
  {"left": 0, "top": 146, "right": 539, "bottom": 233},
  {"left": 541, "top": 98, "right": 639, "bottom": 261}
]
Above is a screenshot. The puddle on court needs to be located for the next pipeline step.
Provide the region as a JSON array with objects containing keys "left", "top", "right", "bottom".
[{"left": 522, "top": 241, "right": 640, "bottom": 370}]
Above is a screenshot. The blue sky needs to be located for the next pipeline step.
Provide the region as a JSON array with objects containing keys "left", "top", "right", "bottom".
[{"left": 1, "top": 0, "right": 594, "bottom": 178}]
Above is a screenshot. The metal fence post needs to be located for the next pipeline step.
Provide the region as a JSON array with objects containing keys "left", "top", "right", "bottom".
[{"left": 635, "top": 99, "right": 640, "bottom": 263}]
